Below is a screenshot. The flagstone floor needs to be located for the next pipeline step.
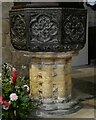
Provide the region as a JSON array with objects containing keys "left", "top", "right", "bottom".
[{"left": 54, "top": 65, "right": 96, "bottom": 118}]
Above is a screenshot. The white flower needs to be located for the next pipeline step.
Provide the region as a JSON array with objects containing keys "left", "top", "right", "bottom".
[
  {"left": 22, "top": 85, "right": 29, "bottom": 92},
  {"left": 0, "top": 73, "right": 2, "bottom": 77},
  {"left": 21, "top": 65, "right": 26, "bottom": 69},
  {"left": 3, "top": 105, "right": 9, "bottom": 110},
  {"left": 9, "top": 101, "right": 11, "bottom": 105},
  {"left": 10, "top": 93, "right": 18, "bottom": 101}
]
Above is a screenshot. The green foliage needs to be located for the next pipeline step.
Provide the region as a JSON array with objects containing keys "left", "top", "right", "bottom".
[{"left": 1, "top": 63, "right": 37, "bottom": 120}]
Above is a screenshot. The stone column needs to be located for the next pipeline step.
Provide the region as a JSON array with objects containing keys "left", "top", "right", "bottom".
[
  {"left": 30, "top": 57, "right": 41, "bottom": 99},
  {"left": 65, "top": 62, "right": 72, "bottom": 99},
  {"left": 54, "top": 59, "right": 66, "bottom": 101},
  {"left": 30, "top": 64, "right": 40, "bottom": 99},
  {"left": 53, "top": 55, "right": 72, "bottom": 102},
  {"left": 29, "top": 52, "right": 76, "bottom": 103},
  {"left": 41, "top": 60, "right": 53, "bottom": 100}
]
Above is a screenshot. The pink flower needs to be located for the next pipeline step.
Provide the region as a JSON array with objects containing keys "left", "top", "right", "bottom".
[
  {"left": 10, "top": 93, "right": 18, "bottom": 101},
  {"left": 0, "top": 96, "right": 4, "bottom": 104},
  {"left": 3, "top": 101, "right": 11, "bottom": 110},
  {"left": 0, "top": 96, "right": 10, "bottom": 110}
]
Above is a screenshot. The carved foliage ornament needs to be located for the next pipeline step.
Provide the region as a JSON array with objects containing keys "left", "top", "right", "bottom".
[
  {"left": 9, "top": 12, "right": 27, "bottom": 50},
  {"left": 64, "top": 16, "right": 84, "bottom": 43},
  {"left": 31, "top": 15, "right": 58, "bottom": 43},
  {"left": 9, "top": 8, "right": 87, "bottom": 52}
]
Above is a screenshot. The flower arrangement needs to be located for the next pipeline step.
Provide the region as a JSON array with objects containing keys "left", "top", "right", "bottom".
[{"left": 0, "top": 63, "right": 37, "bottom": 120}]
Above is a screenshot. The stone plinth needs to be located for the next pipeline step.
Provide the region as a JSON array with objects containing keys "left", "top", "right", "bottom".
[{"left": 29, "top": 52, "right": 80, "bottom": 116}]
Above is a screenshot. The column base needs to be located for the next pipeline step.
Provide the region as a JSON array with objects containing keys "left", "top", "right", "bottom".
[
  {"left": 29, "top": 52, "right": 81, "bottom": 118},
  {"left": 29, "top": 99, "right": 82, "bottom": 118}
]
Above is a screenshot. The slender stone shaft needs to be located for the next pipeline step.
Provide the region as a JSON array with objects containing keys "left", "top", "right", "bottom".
[
  {"left": 30, "top": 64, "right": 40, "bottom": 99},
  {"left": 53, "top": 57, "right": 72, "bottom": 101},
  {"left": 42, "top": 63, "right": 53, "bottom": 99},
  {"left": 65, "top": 62, "right": 72, "bottom": 98},
  {"left": 56, "top": 63, "right": 66, "bottom": 99}
]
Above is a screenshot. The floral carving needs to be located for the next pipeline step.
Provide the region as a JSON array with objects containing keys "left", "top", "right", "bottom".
[
  {"left": 30, "top": 15, "right": 58, "bottom": 43},
  {"left": 9, "top": 8, "right": 87, "bottom": 52},
  {"left": 64, "top": 16, "right": 85, "bottom": 43},
  {"left": 10, "top": 13, "right": 27, "bottom": 50}
]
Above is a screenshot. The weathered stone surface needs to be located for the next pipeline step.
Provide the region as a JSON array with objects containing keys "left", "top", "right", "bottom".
[
  {"left": 0, "top": 34, "right": 2, "bottom": 48},
  {"left": 54, "top": 64, "right": 66, "bottom": 98},
  {"left": 2, "top": 19, "right": 10, "bottom": 34},
  {"left": 2, "top": 47, "right": 12, "bottom": 64},
  {"left": 0, "top": 56, "right": 2, "bottom": 73},
  {"left": 29, "top": 53, "right": 73, "bottom": 102},
  {"left": 42, "top": 65, "right": 53, "bottom": 99},
  {"left": 30, "top": 65, "right": 40, "bottom": 98},
  {"left": 2, "top": 33, "right": 6, "bottom": 47},
  {"left": 0, "top": 46, "right": 2, "bottom": 64},
  {"left": 2, "top": 33, "right": 14, "bottom": 49},
  {"left": 0, "top": 19, "right": 1, "bottom": 34},
  {"left": 0, "top": 46, "right": 2, "bottom": 57},
  {"left": 0, "top": 4, "right": 2, "bottom": 18},
  {"left": 12, "top": 51, "right": 31, "bottom": 77},
  {"left": 2, "top": 3, "right": 13, "bottom": 19},
  {"left": 5, "top": 33, "right": 12, "bottom": 46},
  {"left": 65, "top": 73, "right": 72, "bottom": 97}
]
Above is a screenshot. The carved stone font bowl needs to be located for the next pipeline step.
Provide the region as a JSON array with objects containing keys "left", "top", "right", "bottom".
[{"left": 9, "top": 3, "right": 87, "bottom": 52}]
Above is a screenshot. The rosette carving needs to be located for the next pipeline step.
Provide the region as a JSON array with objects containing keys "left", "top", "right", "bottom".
[
  {"left": 30, "top": 15, "right": 58, "bottom": 43},
  {"left": 64, "top": 16, "right": 85, "bottom": 43}
]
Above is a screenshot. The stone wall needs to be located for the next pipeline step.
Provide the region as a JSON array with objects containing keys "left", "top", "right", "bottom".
[
  {"left": 2, "top": 2, "right": 32, "bottom": 77},
  {"left": 0, "top": 2, "right": 2, "bottom": 73}
]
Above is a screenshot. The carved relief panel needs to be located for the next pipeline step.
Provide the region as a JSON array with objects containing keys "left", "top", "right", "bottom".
[
  {"left": 9, "top": 11, "right": 27, "bottom": 50},
  {"left": 27, "top": 8, "right": 62, "bottom": 52},
  {"left": 62, "top": 9, "right": 87, "bottom": 51},
  {"left": 9, "top": 8, "right": 87, "bottom": 52}
]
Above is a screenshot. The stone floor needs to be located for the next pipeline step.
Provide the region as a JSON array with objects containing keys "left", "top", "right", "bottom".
[
  {"left": 36, "top": 65, "right": 96, "bottom": 119},
  {"left": 59, "top": 65, "right": 96, "bottom": 118}
]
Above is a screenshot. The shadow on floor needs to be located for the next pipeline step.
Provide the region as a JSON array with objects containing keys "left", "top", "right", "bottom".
[{"left": 72, "top": 75, "right": 96, "bottom": 96}]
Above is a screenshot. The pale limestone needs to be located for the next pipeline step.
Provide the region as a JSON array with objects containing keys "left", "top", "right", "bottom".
[
  {"left": 0, "top": 46, "right": 2, "bottom": 58},
  {"left": 30, "top": 64, "right": 40, "bottom": 98},
  {"left": 2, "top": 46, "right": 12, "bottom": 63},
  {"left": 2, "top": 19, "right": 10, "bottom": 34},
  {"left": 0, "top": 34, "right": 2, "bottom": 48},
  {"left": 2, "top": 2, "right": 13, "bottom": 18},
  {"left": 0, "top": 57, "right": 2, "bottom": 72},
  {"left": 55, "top": 64, "right": 66, "bottom": 98},
  {"left": 5, "top": 34, "right": 10, "bottom": 45},
  {"left": 12, "top": 51, "right": 31, "bottom": 76},
  {"left": 2, "top": 33, "right": 6, "bottom": 47},
  {"left": 42, "top": 65, "right": 53, "bottom": 99},
  {"left": 0, "top": 4, "right": 2, "bottom": 18},
  {"left": 29, "top": 53, "right": 73, "bottom": 102},
  {"left": 0, "top": 19, "right": 1, "bottom": 34}
]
